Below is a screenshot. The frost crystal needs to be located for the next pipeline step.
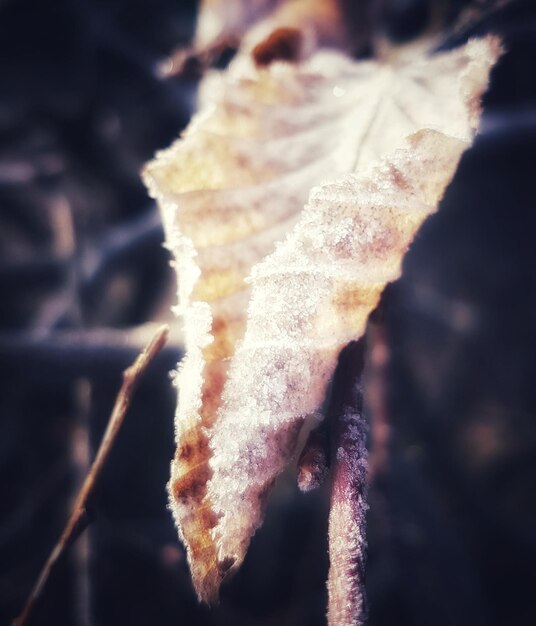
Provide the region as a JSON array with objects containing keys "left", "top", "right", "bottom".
[{"left": 143, "top": 36, "right": 501, "bottom": 601}]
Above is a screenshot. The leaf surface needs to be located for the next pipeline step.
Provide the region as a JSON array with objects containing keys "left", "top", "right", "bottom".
[{"left": 143, "top": 36, "right": 500, "bottom": 602}]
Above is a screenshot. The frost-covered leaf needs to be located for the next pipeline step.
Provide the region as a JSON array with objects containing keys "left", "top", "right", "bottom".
[{"left": 143, "top": 36, "right": 500, "bottom": 603}]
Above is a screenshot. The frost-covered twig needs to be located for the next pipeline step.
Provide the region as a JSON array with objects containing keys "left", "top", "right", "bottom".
[{"left": 327, "top": 339, "right": 369, "bottom": 626}]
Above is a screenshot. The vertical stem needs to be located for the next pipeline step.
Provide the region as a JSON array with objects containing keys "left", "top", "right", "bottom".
[
  {"left": 367, "top": 313, "right": 391, "bottom": 481},
  {"left": 327, "top": 339, "right": 368, "bottom": 626},
  {"left": 71, "top": 378, "right": 92, "bottom": 626}
]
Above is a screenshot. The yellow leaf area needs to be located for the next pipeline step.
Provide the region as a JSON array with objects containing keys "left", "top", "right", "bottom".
[{"left": 143, "top": 36, "right": 501, "bottom": 603}]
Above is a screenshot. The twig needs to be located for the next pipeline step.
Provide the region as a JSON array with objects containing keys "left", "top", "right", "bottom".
[
  {"left": 327, "top": 339, "right": 369, "bottom": 626},
  {"left": 12, "top": 324, "right": 169, "bottom": 626}
]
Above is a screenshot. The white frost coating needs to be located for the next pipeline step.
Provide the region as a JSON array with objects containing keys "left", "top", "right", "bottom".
[
  {"left": 143, "top": 35, "right": 501, "bottom": 599},
  {"left": 208, "top": 130, "right": 468, "bottom": 564},
  {"left": 208, "top": 38, "right": 501, "bottom": 569}
]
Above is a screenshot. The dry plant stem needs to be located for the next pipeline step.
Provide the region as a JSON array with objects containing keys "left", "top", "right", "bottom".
[
  {"left": 327, "top": 339, "right": 368, "bottom": 626},
  {"left": 13, "top": 324, "right": 169, "bottom": 626}
]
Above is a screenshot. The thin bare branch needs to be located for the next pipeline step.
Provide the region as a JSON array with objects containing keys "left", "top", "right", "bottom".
[{"left": 12, "top": 324, "right": 169, "bottom": 626}]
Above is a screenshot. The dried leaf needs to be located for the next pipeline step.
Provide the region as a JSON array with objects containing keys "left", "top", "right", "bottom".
[
  {"left": 244, "top": 0, "right": 346, "bottom": 64},
  {"left": 194, "top": 0, "right": 276, "bottom": 50},
  {"left": 143, "top": 36, "right": 500, "bottom": 602},
  {"left": 195, "top": 0, "right": 346, "bottom": 63}
]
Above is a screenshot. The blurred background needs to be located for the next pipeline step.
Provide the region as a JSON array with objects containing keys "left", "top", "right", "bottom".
[{"left": 1, "top": 0, "right": 535, "bottom": 625}]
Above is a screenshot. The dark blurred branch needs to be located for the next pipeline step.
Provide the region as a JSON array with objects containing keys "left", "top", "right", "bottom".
[
  {"left": 366, "top": 311, "right": 391, "bottom": 480},
  {"left": 0, "top": 254, "right": 69, "bottom": 286},
  {"left": 0, "top": 324, "right": 182, "bottom": 381},
  {"left": 0, "top": 459, "right": 68, "bottom": 552},
  {"left": 0, "top": 206, "right": 166, "bottom": 330},
  {"left": 12, "top": 324, "right": 169, "bottom": 626},
  {"left": 80, "top": 207, "right": 163, "bottom": 291}
]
